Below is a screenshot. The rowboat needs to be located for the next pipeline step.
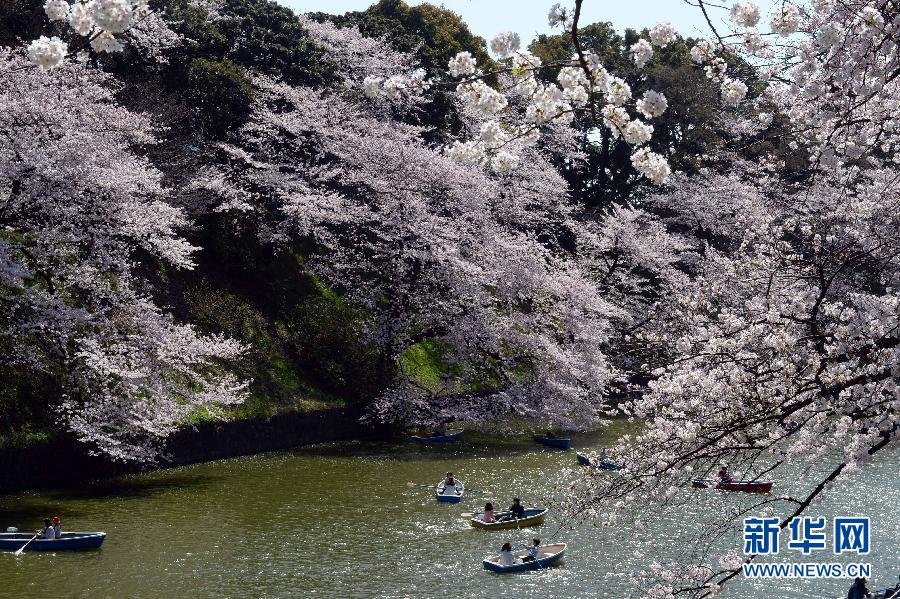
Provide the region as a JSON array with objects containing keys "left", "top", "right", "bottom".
[
  {"left": 873, "top": 582, "right": 900, "bottom": 599},
  {"left": 471, "top": 507, "right": 548, "bottom": 530},
  {"left": 575, "top": 452, "right": 622, "bottom": 470},
  {"left": 692, "top": 479, "right": 773, "bottom": 493},
  {"left": 874, "top": 585, "right": 900, "bottom": 599},
  {"left": 0, "top": 532, "right": 106, "bottom": 552},
  {"left": 483, "top": 542, "right": 567, "bottom": 573},
  {"left": 411, "top": 430, "right": 463, "bottom": 444},
  {"left": 533, "top": 435, "right": 571, "bottom": 450},
  {"left": 436, "top": 479, "right": 464, "bottom": 503}
]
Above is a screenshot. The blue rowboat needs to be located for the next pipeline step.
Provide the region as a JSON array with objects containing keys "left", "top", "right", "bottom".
[
  {"left": 411, "top": 430, "right": 463, "bottom": 444},
  {"left": 0, "top": 532, "right": 106, "bottom": 552},
  {"left": 576, "top": 452, "right": 623, "bottom": 470},
  {"left": 874, "top": 585, "right": 900, "bottom": 599},
  {"left": 436, "top": 479, "right": 464, "bottom": 503},
  {"left": 533, "top": 435, "right": 571, "bottom": 450},
  {"left": 483, "top": 542, "right": 567, "bottom": 573},
  {"left": 597, "top": 461, "right": 623, "bottom": 470}
]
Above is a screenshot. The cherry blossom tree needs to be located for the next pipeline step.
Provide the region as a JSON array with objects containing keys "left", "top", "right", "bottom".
[
  {"left": 565, "top": 164, "right": 900, "bottom": 596},
  {"left": 559, "top": 1, "right": 900, "bottom": 593},
  {"left": 184, "top": 21, "right": 637, "bottom": 429},
  {"left": 0, "top": 50, "right": 245, "bottom": 461}
]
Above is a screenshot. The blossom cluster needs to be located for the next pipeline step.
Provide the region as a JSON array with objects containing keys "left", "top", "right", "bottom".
[
  {"left": 27, "top": 0, "right": 150, "bottom": 69},
  {"left": 694, "top": 1, "right": 900, "bottom": 175},
  {"left": 689, "top": 39, "right": 748, "bottom": 108},
  {"left": 362, "top": 69, "right": 429, "bottom": 100},
  {"left": 442, "top": 20, "right": 679, "bottom": 183}
]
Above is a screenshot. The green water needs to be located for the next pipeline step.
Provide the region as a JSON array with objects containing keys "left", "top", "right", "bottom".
[{"left": 0, "top": 428, "right": 897, "bottom": 598}]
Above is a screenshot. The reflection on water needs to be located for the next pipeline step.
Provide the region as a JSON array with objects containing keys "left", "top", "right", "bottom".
[{"left": 0, "top": 427, "right": 896, "bottom": 599}]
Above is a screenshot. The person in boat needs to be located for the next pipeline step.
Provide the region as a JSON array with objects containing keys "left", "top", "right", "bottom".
[
  {"left": 717, "top": 466, "right": 734, "bottom": 484},
  {"left": 509, "top": 497, "right": 525, "bottom": 519},
  {"left": 521, "top": 538, "right": 541, "bottom": 562},
  {"left": 847, "top": 577, "right": 873, "bottom": 599},
  {"left": 440, "top": 472, "right": 461, "bottom": 495},
  {"left": 52, "top": 516, "right": 61, "bottom": 538},
  {"left": 544, "top": 430, "right": 556, "bottom": 439},
  {"left": 38, "top": 518, "right": 56, "bottom": 540},
  {"left": 481, "top": 502, "right": 496, "bottom": 523},
  {"left": 498, "top": 542, "right": 516, "bottom": 566},
  {"left": 496, "top": 498, "right": 527, "bottom": 522}
]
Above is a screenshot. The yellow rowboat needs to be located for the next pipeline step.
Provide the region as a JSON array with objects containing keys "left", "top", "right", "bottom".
[{"left": 470, "top": 507, "right": 548, "bottom": 530}]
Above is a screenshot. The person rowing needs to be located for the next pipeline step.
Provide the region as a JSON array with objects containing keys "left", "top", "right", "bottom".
[
  {"left": 37, "top": 518, "right": 56, "bottom": 540},
  {"left": 499, "top": 497, "right": 526, "bottom": 521},
  {"left": 439, "top": 472, "right": 462, "bottom": 495},
  {"left": 847, "top": 576, "right": 873, "bottom": 599},
  {"left": 520, "top": 538, "right": 541, "bottom": 562},
  {"left": 510, "top": 497, "right": 525, "bottom": 519},
  {"left": 717, "top": 465, "right": 734, "bottom": 484}
]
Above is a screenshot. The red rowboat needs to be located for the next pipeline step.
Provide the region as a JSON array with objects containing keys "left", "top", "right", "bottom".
[{"left": 692, "top": 479, "right": 773, "bottom": 493}]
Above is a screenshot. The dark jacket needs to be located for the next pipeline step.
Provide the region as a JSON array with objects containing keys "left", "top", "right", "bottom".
[{"left": 848, "top": 580, "right": 872, "bottom": 599}]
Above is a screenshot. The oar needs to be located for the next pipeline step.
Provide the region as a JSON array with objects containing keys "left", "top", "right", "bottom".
[
  {"left": 406, "top": 482, "right": 435, "bottom": 489},
  {"left": 14, "top": 532, "right": 40, "bottom": 556}
]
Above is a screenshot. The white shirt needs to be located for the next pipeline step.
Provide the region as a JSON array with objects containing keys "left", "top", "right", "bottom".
[
  {"left": 499, "top": 550, "right": 515, "bottom": 566},
  {"left": 527, "top": 546, "right": 540, "bottom": 560},
  {"left": 440, "top": 480, "right": 462, "bottom": 494},
  {"left": 41, "top": 527, "right": 56, "bottom": 540}
]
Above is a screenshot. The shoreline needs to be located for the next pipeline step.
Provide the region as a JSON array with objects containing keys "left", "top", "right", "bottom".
[{"left": 0, "top": 406, "right": 379, "bottom": 495}]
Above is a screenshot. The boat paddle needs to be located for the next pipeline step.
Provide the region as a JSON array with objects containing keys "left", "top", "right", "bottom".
[
  {"left": 14, "top": 532, "right": 40, "bottom": 556},
  {"left": 406, "top": 482, "right": 436, "bottom": 489}
]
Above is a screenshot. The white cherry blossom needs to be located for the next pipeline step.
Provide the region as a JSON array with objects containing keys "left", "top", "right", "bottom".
[
  {"left": 448, "top": 51, "right": 476, "bottom": 77},
  {"left": 26, "top": 36, "right": 67, "bottom": 70}
]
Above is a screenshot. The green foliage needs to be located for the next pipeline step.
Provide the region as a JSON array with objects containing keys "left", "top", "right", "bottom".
[
  {"left": 398, "top": 341, "right": 452, "bottom": 394},
  {"left": 313, "top": 0, "right": 493, "bottom": 78},
  {"left": 397, "top": 340, "right": 527, "bottom": 398},
  {"left": 162, "top": 0, "right": 336, "bottom": 86},
  {"left": 175, "top": 212, "right": 381, "bottom": 415},
  {"left": 181, "top": 284, "right": 331, "bottom": 419},
  {"left": 532, "top": 21, "right": 630, "bottom": 73},
  {"left": 0, "top": 331, "right": 64, "bottom": 443},
  {"left": 184, "top": 58, "right": 255, "bottom": 133},
  {"left": 0, "top": 424, "right": 52, "bottom": 450}
]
